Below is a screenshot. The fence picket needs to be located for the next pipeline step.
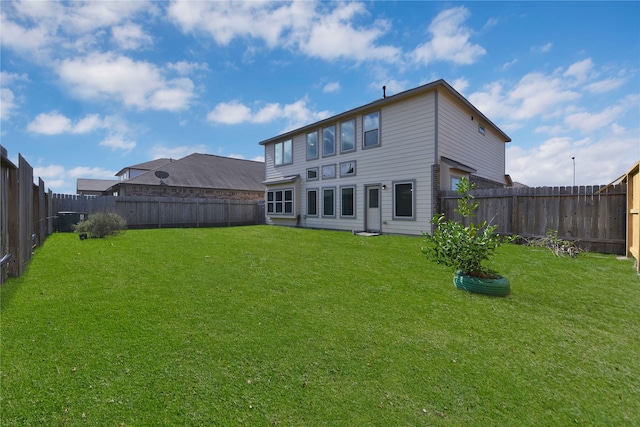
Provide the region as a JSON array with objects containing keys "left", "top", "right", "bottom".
[{"left": 440, "top": 184, "right": 627, "bottom": 254}]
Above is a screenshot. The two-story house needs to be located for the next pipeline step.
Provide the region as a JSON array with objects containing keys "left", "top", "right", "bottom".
[{"left": 259, "top": 79, "right": 511, "bottom": 235}]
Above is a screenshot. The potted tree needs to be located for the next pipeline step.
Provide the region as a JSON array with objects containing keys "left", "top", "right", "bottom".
[{"left": 421, "top": 177, "right": 512, "bottom": 296}]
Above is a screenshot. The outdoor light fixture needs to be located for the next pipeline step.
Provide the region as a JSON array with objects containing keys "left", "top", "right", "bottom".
[{"left": 382, "top": 184, "right": 387, "bottom": 190}]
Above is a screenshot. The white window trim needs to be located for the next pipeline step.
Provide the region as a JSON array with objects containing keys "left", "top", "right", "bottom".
[
  {"left": 340, "top": 118, "right": 356, "bottom": 154},
  {"left": 275, "top": 140, "right": 293, "bottom": 166},
  {"left": 392, "top": 179, "right": 416, "bottom": 221},
  {"left": 307, "top": 131, "right": 319, "bottom": 161},
  {"left": 362, "top": 111, "right": 380, "bottom": 149},
  {"left": 322, "top": 164, "right": 336, "bottom": 180},
  {"left": 322, "top": 187, "right": 336, "bottom": 218},
  {"left": 266, "top": 187, "right": 295, "bottom": 216},
  {"left": 340, "top": 160, "right": 356, "bottom": 177},
  {"left": 306, "top": 188, "right": 319, "bottom": 217},
  {"left": 322, "top": 124, "right": 337, "bottom": 157},
  {"left": 306, "top": 167, "right": 319, "bottom": 181},
  {"left": 340, "top": 185, "right": 356, "bottom": 219}
]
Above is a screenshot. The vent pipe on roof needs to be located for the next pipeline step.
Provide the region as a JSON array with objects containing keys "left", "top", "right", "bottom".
[{"left": 383, "top": 85, "right": 386, "bottom": 98}]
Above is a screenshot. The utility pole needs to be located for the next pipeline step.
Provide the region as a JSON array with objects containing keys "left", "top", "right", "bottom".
[{"left": 572, "top": 156, "right": 576, "bottom": 187}]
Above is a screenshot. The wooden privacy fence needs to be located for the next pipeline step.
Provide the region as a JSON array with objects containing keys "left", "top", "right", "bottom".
[
  {"left": 1, "top": 147, "right": 53, "bottom": 284},
  {"left": 440, "top": 184, "right": 627, "bottom": 255},
  {"left": 51, "top": 194, "right": 265, "bottom": 229}
]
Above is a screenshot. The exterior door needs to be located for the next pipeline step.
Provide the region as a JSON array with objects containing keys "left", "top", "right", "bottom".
[{"left": 366, "top": 186, "right": 381, "bottom": 232}]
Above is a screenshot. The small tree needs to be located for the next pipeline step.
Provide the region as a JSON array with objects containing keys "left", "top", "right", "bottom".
[
  {"left": 74, "top": 212, "right": 127, "bottom": 238},
  {"left": 421, "top": 178, "right": 510, "bottom": 278}
]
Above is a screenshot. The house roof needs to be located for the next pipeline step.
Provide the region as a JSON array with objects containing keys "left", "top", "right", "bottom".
[
  {"left": 114, "top": 158, "right": 172, "bottom": 177},
  {"left": 77, "top": 178, "right": 118, "bottom": 193},
  {"left": 110, "top": 153, "right": 265, "bottom": 192},
  {"left": 259, "top": 79, "right": 511, "bottom": 145}
]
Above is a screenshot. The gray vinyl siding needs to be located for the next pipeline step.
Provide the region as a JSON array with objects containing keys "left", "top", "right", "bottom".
[
  {"left": 264, "top": 91, "right": 437, "bottom": 235},
  {"left": 437, "top": 90, "right": 506, "bottom": 184}
]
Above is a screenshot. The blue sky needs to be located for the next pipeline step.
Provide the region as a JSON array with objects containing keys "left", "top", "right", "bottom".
[{"left": 1, "top": 1, "right": 638, "bottom": 194}]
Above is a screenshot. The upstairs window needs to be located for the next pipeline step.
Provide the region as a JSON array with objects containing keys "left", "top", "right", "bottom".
[
  {"left": 323, "top": 125, "right": 336, "bottom": 157},
  {"left": 363, "top": 111, "right": 380, "bottom": 148},
  {"left": 275, "top": 140, "right": 292, "bottom": 166},
  {"left": 307, "top": 131, "right": 318, "bottom": 160},
  {"left": 340, "top": 119, "right": 356, "bottom": 153}
]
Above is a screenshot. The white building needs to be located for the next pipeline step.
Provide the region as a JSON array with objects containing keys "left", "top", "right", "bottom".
[{"left": 259, "top": 79, "right": 511, "bottom": 235}]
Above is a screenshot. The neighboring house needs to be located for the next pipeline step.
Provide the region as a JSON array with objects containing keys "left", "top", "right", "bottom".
[
  {"left": 115, "top": 158, "right": 173, "bottom": 180},
  {"left": 105, "top": 153, "right": 265, "bottom": 201},
  {"left": 258, "top": 79, "right": 511, "bottom": 235},
  {"left": 76, "top": 178, "right": 118, "bottom": 196}
]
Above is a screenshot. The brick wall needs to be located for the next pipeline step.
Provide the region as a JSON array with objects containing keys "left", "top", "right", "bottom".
[{"left": 120, "top": 184, "right": 264, "bottom": 201}]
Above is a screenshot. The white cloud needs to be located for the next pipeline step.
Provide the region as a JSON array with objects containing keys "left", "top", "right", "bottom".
[
  {"left": 294, "top": 3, "right": 400, "bottom": 62},
  {"left": 1, "top": 88, "right": 17, "bottom": 122},
  {"left": 73, "top": 114, "right": 104, "bottom": 134},
  {"left": 451, "top": 78, "right": 470, "bottom": 94},
  {"left": 207, "top": 101, "right": 253, "bottom": 125},
  {"left": 0, "top": 1, "right": 156, "bottom": 59},
  {"left": 323, "top": 81, "right": 340, "bottom": 93},
  {"left": 564, "top": 95, "right": 639, "bottom": 134},
  {"left": 507, "top": 128, "right": 639, "bottom": 187},
  {"left": 1, "top": 72, "right": 29, "bottom": 121},
  {"left": 501, "top": 59, "right": 518, "bottom": 70},
  {"left": 34, "top": 163, "right": 116, "bottom": 194},
  {"left": 27, "top": 112, "right": 110, "bottom": 135},
  {"left": 207, "top": 98, "right": 332, "bottom": 131},
  {"left": 469, "top": 70, "right": 582, "bottom": 125},
  {"left": 99, "top": 134, "right": 136, "bottom": 152},
  {"left": 27, "top": 112, "right": 73, "bottom": 134},
  {"left": 531, "top": 42, "right": 552, "bottom": 53},
  {"left": 168, "top": 0, "right": 400, "bottom": 63},
  {"left": 111, "top": 23, "right": 153, "bottom": 50},
  {"left": 564, "top": 58, "right": 594, "bottom": 83},
  {"left": 585, "top": 78, "right": 625, "bottom": 94},
  {"left": 167, "top": 0, "right": 309, "bottom": 47},
  {"left": 56, "top": 52, "right": 195, "bottom": 111},
  {"left": 411, "top": 7, "right": 486, "bottom": 65},
  {"left": 167, "top": 61, "right": 209, "bottom": 75}
]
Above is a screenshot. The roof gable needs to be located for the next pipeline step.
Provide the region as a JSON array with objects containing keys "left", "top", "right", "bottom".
[
  {"left": 258, "top": 79, "right": 510, "bottom": 145},
  {"left": 115, "top": 158, "right": 172, "bottom": 177}
]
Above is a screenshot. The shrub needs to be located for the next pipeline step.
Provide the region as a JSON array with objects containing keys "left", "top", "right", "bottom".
[
  {"left": 421, "top": 177, "right": 512, "bottom": 278},
  {"left": 74, "top": 212, "right": 127, "bottom": 238}
]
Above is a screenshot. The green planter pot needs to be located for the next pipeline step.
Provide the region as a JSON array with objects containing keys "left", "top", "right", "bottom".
[{"left": 454, "top": 271, "right": 510, "bottom": 297}]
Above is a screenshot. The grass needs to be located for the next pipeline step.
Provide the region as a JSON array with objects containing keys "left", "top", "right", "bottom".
[{"left": 1, "top": 226, "right": 639, "bottom": 426}]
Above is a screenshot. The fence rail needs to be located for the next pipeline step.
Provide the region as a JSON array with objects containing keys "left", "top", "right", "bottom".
[
  {"left": 51, "top": 194, "right": 265, "bottom": 229},
  {"left": 440, "top": 184, "right": 627, "bottom": 255}
]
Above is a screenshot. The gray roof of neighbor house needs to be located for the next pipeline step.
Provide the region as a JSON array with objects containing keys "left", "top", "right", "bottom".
[
  {"left": 115, "top": 158, "right": 172, "bottom": 177},
  {"left": 259, "top": 79, "right": 511, "bottom": 145},
  {"left": 77, "top": 178, "right": 118, "bottom": 193},
  {"left": 111, "top": 153, "right": 265, "bottom": 191}
]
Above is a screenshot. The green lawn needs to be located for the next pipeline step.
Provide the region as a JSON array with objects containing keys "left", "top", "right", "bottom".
[{"left": 1, "top": 226, "right": 639, "bottom": 426}]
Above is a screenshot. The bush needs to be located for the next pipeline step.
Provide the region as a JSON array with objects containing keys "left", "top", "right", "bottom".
[
  {"left": 421, "top": 177, "right": 512, "bottom": 278},
  {"left": 74, "top": 212, "right": 127, "bottom": 238}
]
